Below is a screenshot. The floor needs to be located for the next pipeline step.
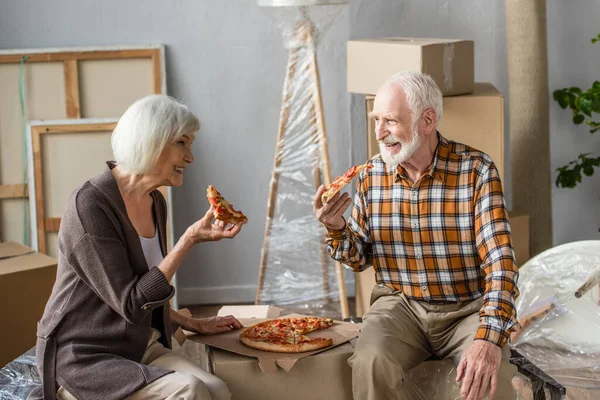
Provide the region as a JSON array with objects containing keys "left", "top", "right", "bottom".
[{"left": 184, "top": 304, "right": 599, "bottom": 399}]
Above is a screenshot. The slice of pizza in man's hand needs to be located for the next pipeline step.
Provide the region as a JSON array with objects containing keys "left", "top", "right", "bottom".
[
  {"left": 206, "top": 185, "right": 248, "bottom": 225},
  {"left": 321, "top": 162, "right": 373, "bottom": 204}
]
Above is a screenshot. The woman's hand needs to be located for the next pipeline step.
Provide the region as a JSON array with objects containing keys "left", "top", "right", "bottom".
[
  {"left": 188, "top": 315, "right": 244, "bottom": 335},
  {"left": 185, "top": 206, "right": 245, "bottom": 244}
]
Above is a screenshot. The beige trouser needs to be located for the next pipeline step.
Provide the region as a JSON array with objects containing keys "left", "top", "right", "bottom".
[
  {"left": 57, "top": 329, "right": 231, "bottom": 400},
  {"left": 348, "top": 285, "right": 517, "bottom": 400}
]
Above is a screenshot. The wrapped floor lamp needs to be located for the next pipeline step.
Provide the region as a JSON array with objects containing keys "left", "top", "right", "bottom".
[{"left": 254, "top": 0, "right": 350, "bottom": 318}]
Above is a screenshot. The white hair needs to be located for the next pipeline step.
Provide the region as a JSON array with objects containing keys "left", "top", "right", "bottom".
[
  {"left": 384, "top": 71, "right": 443, "bottom": 128},
  {"left": 111, "top": 94, "right": 200, "bottom": 174}
]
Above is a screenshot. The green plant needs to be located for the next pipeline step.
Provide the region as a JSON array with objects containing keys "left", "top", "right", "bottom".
[{"left": 552, "top": 33, "right": 600, "bottom": 189}]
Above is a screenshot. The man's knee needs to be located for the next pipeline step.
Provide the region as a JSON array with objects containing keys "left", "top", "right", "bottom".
[{"left": 349, "top": 338, "right": 408, "bottom": 381}]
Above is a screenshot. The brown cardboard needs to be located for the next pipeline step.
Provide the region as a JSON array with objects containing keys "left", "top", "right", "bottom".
[
  {"left": 217, "top": 305, "right": 283, "bottom": 319},
  {"left": 209, "top": 342, "right": 355, "bottom": 400},
  {"left": 348, "top": 37, "right": 474, "bottom": 96},
  {"left": 0, "top": 242, "right": 57, "bottom": 366},
  {"left": 353, "top": 212, "right": 530, "bottom": 317},
  {"left": 186, "top": 313, "right": 360, "bottom": 373},
  {"left": 508, "top": 212, "right": 530, "bottom": 267},
  {"left": 366, "top": 83, "right": 506, "bottom": 184}
]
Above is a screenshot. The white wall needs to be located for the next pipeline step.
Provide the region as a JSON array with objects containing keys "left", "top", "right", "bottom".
[{"left": 1, "top": 0, "right": 598, "bottom": 305}]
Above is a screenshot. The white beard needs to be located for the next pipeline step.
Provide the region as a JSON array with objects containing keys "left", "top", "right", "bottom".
[{"left": 379, "top": 127, "right": 423, "bottom": 167}]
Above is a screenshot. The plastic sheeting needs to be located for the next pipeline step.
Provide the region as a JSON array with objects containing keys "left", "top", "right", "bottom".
[
  {"left": 512, "top": 240, "right": 600, "bottom": 389},
  {"left": 256, "top": 3, "right": 348, "bottom": 316},
  {"left": 0, "top": 348, "right": 39, "bottom": 399}
]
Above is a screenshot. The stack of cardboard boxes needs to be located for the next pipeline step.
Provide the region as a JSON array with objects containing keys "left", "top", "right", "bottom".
[{"left": 347, "top": 37, "right": 530, "bottom": 317}]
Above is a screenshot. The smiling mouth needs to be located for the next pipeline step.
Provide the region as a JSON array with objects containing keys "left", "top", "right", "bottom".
[{"left": 174, "top": 166, "right": 184, "bottom": 174}]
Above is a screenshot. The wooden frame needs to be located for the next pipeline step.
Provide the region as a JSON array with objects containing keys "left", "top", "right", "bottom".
[
  {"left": 0, "top": 44, "right": 166, "bottom": 242},
  {"left": 27, "top": 119, "right": 118, "bottom": 254},
  {"left": 26, "top": 118, "right": 174, "bottom": 279}
]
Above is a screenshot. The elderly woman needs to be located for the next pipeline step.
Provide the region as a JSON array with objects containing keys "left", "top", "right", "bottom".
[{"left": 30, "top": 95, "right": 245, "bottom": 400}]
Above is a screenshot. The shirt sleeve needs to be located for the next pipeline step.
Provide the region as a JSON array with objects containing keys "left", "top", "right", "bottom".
[
  {"left": 473, "top": 163, "right": 521, "bottom": 347},
  {"left": 325, "top": 177, "right": 373, "bottom": 272}
]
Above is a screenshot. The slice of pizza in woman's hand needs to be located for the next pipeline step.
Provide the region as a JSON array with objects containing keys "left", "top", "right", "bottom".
[
  {"left": 239, "top": 317, "right": 335, "bottom": 353},
  {"left": 321, "top": 162, "right": 373, "bottom": 204},
  {"left": 206, "top": 185, "right": 248, "bottom": 225}
]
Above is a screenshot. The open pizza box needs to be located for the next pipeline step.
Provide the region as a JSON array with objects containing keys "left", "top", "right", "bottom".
[{"left": 184, "top": 306, "right": 361, "bottom": 373}]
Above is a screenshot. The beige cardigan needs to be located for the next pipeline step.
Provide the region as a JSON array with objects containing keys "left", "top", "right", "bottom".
[{"left": 29, "top": 162, "right": 175, "bottom": 400}]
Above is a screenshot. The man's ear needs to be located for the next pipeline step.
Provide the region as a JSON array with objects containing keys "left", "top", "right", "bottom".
[{"left": 421, "top": 109, "right": 437, "bottom": 134}]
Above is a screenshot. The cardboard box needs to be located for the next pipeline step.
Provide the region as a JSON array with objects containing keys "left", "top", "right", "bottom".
[
  {"left": 348, "top": 37, "right": 474, "bottom": 96},
  {"left": 208, "top": 343, "right": 354, "bottom": 400},
  {"left": 353, "top": 212, "right": 530, "bottom": 318},
  {"left": 366, "top": 83, "right": 506, "bottom": 184},
  {"left": 0, "top": 242, "right": 57, "bottom": 366},
  {"left": 185, "top": 306, "right": 360, "bottom": 400}
]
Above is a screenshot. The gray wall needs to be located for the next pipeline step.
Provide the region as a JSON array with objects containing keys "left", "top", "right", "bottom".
[{"left": 1, "top": 0, "right": 598, "bottom": 305}]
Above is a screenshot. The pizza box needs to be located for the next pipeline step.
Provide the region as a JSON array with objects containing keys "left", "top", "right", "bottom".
[{"left": 185, "top": 313, "right": 361, "bottom": 373}]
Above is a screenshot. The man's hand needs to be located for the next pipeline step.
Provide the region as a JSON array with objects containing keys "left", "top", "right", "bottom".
[
  {"left": 456, "top": 340, "right": 502, "bottom": 400},
  {"left": 185, "top": 206, "right": 245, "bottom": 244},
  {"left": 313, "top": 185, "right": 352, "bottom": 230},
  {"left": 187, "top": 315, "right": 244, "bottom": 335}
]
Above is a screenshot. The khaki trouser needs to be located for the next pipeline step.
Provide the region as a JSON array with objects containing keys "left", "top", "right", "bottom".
[
  {"left": 348, "top": 285, "right": 517, "bottom": 400},
  {"left": 57, "top": 329, "right": 231, "bottom": 400}
]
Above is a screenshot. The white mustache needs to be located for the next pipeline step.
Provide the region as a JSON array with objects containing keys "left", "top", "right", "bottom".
[{"left": 379, "top": 137, "right": 400, "bottom": 145}]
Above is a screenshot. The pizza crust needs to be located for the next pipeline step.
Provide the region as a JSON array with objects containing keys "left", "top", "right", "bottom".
[{"left": 240, "top": 335, "right": 333, "bottom": 353}]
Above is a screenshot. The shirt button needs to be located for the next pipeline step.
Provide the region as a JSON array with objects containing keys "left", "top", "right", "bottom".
[
  {"left": 416, "top": 254, "right": 422, "bottom": 260},
  {"left": 142, "top": 305, "right": 149, "bottom": 310},
  {"left": 422, "top": 285, "right": 427, "bottom": 291},
  {"left": 412, "top": 223, "right": 418, "bottom": 228}
]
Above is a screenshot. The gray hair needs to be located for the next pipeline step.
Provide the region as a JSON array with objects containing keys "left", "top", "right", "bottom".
[
  {"left": 384, "top": 71, "right": 443, "bottom": 128},
  {"left": 111, "top": 94, "right": 200, "bottom": 174}
]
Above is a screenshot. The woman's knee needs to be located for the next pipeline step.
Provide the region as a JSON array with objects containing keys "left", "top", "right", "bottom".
[
  {"left": 179, "top": 374, "right": 213, "bottom": 400},
  {"left": 206, "top": 379, "right": 231, "bottom": 400}
]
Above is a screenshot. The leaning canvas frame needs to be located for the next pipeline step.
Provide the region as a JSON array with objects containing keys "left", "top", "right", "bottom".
[
  {"left": 25, "top": 118, "right": 178, "bottom": 305},
  {"left": 0, "top": 44, "right": 167, "bottom": 246}
]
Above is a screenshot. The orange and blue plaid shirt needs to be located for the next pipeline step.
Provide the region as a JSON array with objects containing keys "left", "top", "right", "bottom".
[{"left": 326, "top": 134, "right": 520, "bottom": 347}]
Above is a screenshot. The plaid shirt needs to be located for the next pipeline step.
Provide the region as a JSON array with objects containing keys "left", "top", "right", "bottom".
[{"left": 326, "top": 134, "right": 520, "bottom": 347}]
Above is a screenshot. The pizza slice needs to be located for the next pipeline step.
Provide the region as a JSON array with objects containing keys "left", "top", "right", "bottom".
[
  {"left": 206, "top": 185, "right": 248, "bottom": 224},
  {"left": 321, "top": 162, "right": 373, "bottom": 204}
]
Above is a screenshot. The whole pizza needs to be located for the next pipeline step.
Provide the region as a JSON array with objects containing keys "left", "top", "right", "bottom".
[{"left": 239, "top": 317, "right": 335, "bottom": 353}]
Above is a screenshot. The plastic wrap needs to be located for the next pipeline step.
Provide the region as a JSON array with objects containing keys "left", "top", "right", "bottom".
[
  {"left": 512, "top": 240, "right": 600, "bottom": 389},
  {"left": 0, "top": 348, "right": 40, "bottom": 399},
  {"left": 255, "top": 1, "right": 347, "bottom": 316}
]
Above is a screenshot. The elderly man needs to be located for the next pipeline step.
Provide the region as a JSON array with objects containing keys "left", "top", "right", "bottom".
[{"left": 313, "top": 71, "right": 519, "bottom": 400}]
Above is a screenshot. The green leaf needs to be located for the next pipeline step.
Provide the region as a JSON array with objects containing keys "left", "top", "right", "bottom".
[
  {"left": 593, "top": 38, "right": 598, "bottom": 44},
  {"left": 576, "top": 95, "right": 593, "bottom": 116},
  {"left": 558, "top": 92, "right": 569, "bottom": 109},
  {"left": 569, "top": 87, "right": 583, "bottom": 95},
  {"left": 593, "top": 81, "right": 600, "bottom": 91},
  {"left": 591, "top": 127, "right": 600, "bottom": 134},
  {"left": 553, "top": 90, "right": 561, "bottom": 101},
  {"left": 573, "top": 114, "right": 585, "bottom": 124},
  {"left": 584, "top": 166, "right": 595, "bottom": 176},
  {"left": 592, "top": 95, "right": 600, "bottom": 113}
]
